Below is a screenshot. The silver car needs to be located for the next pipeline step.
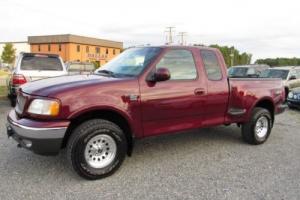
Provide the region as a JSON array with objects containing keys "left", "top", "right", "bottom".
[
  {"left": 260, "top": 66, "right": 300, "bottom": 98},
  {"left": 7, "top": 52, "right": 68, "bottom": 106}
]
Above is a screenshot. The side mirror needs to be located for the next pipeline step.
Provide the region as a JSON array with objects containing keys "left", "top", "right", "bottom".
[
  {"left": 147, "top": 68, "right": 171, "bottom": 82},
  {"left": 289, "top": 75, "right": 296, "bottom": 80}
]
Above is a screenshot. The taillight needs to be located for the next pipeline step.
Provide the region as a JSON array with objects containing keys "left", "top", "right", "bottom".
[{"left": 12, "top": 74, "right": 27, "bottom": 85}]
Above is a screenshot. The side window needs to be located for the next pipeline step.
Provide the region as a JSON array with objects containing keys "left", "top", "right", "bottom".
[
  {"left": 156, "top": 50, "right": 197, "bottom": 80},
  {"left": 201, "top": 50, "right": 222, "bottom": 80},
  {"left": 290, "top": 70, "right": 296, "bottom": 78},
  {"left": 296, "top": 69, "right": 300, "bottom": 78}
]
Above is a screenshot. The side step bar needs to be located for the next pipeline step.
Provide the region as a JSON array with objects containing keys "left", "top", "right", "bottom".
[{"left": 228, "top": 108, "right": 246, "bottom": 116}]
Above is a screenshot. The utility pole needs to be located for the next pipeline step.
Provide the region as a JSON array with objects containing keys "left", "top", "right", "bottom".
[
  {"left": 230, "top": 47, "right": 234, "bottom": 67},
  {"left": 165, "top": 27, "right": 175, "bottom": 45},
  {"left": 177, "top": 32, "right": 187, "bottom": 45}
]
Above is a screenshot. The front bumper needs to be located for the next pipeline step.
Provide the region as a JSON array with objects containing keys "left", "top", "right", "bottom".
[
  {"left": 287, "top": 99, "right": 300, "bottom": 109},
  {"left": 6, "top": 110, "right": 70, "bottom": 155}
]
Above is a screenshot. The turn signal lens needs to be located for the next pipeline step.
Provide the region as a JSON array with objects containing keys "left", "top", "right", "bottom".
[{"left": 28, "top": 99, "right": 60, "bottom": 116}]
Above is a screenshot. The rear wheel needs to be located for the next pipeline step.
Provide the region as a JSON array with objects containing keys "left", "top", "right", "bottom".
[
  {"left": 67, "top": 119, "right": 127, "bottom": 180},
  {"left": 241, "top": 108, "right": 272, "bottom": 145}
]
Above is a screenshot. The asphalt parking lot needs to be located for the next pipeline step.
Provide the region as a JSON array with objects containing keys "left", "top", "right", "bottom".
[{"left": 0, "top": 99, "right": 299, "bottom": 200}]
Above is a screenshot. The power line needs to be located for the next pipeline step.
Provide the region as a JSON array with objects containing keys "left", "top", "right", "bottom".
[{"left": 177, "top": 32, "right": 187, "bottom": 45}]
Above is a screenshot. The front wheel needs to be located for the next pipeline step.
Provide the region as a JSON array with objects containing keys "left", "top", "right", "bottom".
[
  {"left": 67, "top": 119, "right": 127, "bottom": 180},
  {"left": 241, "top": 108, "right": 272, "bottom": 145}
]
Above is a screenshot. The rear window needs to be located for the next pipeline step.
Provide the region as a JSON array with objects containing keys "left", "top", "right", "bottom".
[
  {"left": 260, "top": 69, "right": 289, "bottom": 80},
  {"left": 201, "top": 50, "right": 222, "bottom": 80},
  {"left": 21, "top": 55, "right": 63, "bottom": 71},
  {"left": 68, "top": 63, "right": 94, "bottom": 72}
]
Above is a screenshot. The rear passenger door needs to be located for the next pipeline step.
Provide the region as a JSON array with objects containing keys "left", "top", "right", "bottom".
[{"left": 200, "top": 50, "right": 230, "bottom": 126}]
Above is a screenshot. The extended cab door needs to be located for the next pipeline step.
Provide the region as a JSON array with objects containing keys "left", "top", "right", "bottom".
[
  {"left": 199, "top": 49, "right": 230, "bottom": 126},
  {"left": 139, "top": 48, "right": 207, "bottom": 137}
]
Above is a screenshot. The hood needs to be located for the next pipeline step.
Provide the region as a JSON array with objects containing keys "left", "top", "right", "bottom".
[{"left": 20, "top": 74, "right": 125, "bottom": 97}]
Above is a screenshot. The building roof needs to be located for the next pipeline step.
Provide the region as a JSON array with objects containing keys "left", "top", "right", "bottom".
[
  {"left": 0, "top": 41, "right": 28, "bottom": 44},
  {"left": 28, "top": 34, "right": 123, "bottom": 49}
]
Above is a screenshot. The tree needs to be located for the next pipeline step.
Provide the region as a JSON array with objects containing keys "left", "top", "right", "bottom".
[
  {"left": 207, "top": 44, "right": 252, "bottom": 67},
  {"left": 1, "top": 43, "right": 16, "bottom": 64},
  {"left": 255, "top": 57, "right": 300, "bottom": 66}
]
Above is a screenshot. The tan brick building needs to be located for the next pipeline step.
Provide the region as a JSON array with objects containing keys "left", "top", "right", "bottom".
[{"left": 28, "top": 34, "right": 123, "bottom": 66}]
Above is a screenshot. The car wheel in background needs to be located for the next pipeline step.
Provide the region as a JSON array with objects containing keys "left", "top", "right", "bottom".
[{"left": 10, "top": 98, "right": 16, "bottom": 107}]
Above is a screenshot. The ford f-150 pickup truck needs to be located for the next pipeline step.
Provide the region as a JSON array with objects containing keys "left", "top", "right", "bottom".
[{"left": 6, "top": 46, "right": 286, "bottom": 180}]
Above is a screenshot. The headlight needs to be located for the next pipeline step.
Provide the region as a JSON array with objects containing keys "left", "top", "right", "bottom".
[
  {"left": 288, "top": 92, "right": 293, "bottom": 99},
  {"left": 27, "top": 99, "right": 60, "bottom": 116}
]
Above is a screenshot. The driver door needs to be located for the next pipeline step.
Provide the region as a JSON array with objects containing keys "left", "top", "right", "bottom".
[{"left": 139, "top": 49, "right": 207, "bottom": 136}]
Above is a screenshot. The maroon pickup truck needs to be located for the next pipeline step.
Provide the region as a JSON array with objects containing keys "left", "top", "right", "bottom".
[{"left": 6, "top": 46, "right": 286, "bottom": 180}]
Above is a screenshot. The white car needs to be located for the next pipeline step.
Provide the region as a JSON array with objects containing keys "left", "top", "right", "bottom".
[
  {"left": 260, "top": 66, "right": 300, "bottom": 98},
  {"left": 7, "top": 52, "right": 68, "bottom": 106}
]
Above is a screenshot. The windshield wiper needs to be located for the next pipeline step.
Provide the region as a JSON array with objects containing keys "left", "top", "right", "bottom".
[{"left": 96, "top": 69, "right": 116, "bottom": 77}]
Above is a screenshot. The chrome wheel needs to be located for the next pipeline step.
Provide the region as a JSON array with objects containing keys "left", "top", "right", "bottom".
[
  {"left": 255, "top": 116, "right": 269, "bottom": 138},
  {"left": 84, "top": 134, "right": 117, "bottom": 169}
]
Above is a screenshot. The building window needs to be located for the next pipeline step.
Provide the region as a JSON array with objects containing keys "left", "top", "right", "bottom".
[
  {"left": 96, "top": 47, "right": 100, "bottom": 54},
  {"left": 113, "top": 49, "right": 116, "bottom": 55},
  {"left": 106, "top": 48, "right": 109, "bottom": 54},
  {"left": 77, "top": 45, "right": 80, "bottom": 52},
  {"left": 48, "top": 44, "right": 51, "bottom": 51},
  {"left": 58, "top": 44, "right": 62, "bottom": 51},
  {"left": 38, "top": 45, "right": 41, "bottom": 51},
  {"left": 86, "top": 46, "right": 89, "bottom": 53}
]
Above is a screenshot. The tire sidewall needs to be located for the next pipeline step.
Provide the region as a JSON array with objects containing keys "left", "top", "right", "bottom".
[
  {"left": 252, "top": 109, "right": 272, "bottom": 144},
  {"left": 69, "top": 120, "right": 127, "bottom": 180}
]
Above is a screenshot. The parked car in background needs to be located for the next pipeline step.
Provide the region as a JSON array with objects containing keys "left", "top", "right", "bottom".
[
  {"left": 66, "top": 61, "right": 95, "bottom": 75},
  {"left": 228, "top": 64, "right": 269, "bottom": 78},
  {"left": 287, "top": 88, "right": 300, "bottom": 109},
  {"left": 6, "top": 46, "right": 286, "bottom": 180},
  {"left": 7, "top": 52, "right": 67, "bottom": 106},
  {"left": 260, "top": 66, "right": 300, "bottom": 98}
]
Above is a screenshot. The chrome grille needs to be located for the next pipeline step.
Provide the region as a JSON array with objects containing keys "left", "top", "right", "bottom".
[{"left": 15, "top": 93, "right": 26, "bottom": 114}]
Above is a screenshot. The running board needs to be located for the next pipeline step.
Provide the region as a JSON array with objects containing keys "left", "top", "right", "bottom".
[{"left": 228, "top": 108, "right": 246, "bottom": 116}]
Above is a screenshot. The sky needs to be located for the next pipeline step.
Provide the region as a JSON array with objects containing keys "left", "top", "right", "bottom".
[{"left": 0, "top": 0, "right": 300, "bottom": 61}]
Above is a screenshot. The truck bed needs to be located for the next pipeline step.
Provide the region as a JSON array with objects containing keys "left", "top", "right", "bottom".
[{"left": 226, "top": 78, "right": 284, "bottom": 123}]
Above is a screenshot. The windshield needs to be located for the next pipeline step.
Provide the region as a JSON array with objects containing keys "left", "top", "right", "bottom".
[
  {"left": 260, "top": 69, "right": 289, "bottom": 80},
  {"left": 95, "top": 47, "right": 162, "bottom": 77},
  {"left": 21, "top": 55, "right": 63, "bottom": 71},
  {"left": 228, "top": 67, "right": 249, "bottom": 77}
]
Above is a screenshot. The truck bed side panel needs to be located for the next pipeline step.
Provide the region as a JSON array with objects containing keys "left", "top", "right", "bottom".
[{"left": 226, "top": 78, "right": 285, "bottom": 123}]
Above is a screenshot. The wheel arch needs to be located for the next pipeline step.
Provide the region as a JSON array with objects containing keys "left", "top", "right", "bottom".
[
  {"left": 62, "top": 108, "right": 134, "bottom": 156},
  {"left": 252, "top": 97, "right": 275, "bottom": 123}
]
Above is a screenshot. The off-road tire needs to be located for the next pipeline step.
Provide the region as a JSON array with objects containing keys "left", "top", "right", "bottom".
[
  {"left": 67, "top": 119, "right": 127, "bottom": 180},
  {"left": 241, "top": 107, "right": 272, "bottom": 145}
]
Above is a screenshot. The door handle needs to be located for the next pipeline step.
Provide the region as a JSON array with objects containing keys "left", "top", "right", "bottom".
[{"left": 194, "top": 88, "right": 205, "bottom": 95}]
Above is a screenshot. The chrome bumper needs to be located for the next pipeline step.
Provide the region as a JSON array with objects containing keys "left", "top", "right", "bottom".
[
  {"left": 7, "top": 119, "right": 67, "bottom": 139},
  {"left": 6, "top": 110, "right": 69, "bottom": 155}
]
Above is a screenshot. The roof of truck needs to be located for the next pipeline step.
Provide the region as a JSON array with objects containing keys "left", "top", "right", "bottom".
[{"left": 128, "top": 45, "right": 217, "bottom": 51}]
